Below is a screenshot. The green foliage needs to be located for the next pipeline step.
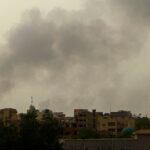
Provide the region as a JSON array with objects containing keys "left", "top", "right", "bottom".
[
  {"left": 77, "top": 128, "right": 100, "bottom": 139},
  {"left": 0, "top": 121, "right": 19, "bottom": 150},
  {"left": 0, "top": 111, "right": 63, "bottom": 150},
  {"left": 135, "top": 117, "right": 150, "bottom": 129}
]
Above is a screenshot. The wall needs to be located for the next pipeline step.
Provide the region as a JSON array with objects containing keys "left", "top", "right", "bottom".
[{"left": 63, "top": 137, "right": 150, "bottom": 150}]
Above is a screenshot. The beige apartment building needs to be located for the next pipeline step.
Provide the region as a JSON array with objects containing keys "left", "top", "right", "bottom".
[
  {"left": 0, "top": 108, "right": 19, "bottom": 125},
  {"left": 97, "top": 111, "right": 135, "bottom": 136},
  {"left": 74, "top": 109, "right": 96, "bottom": 130},
  {"left": 74, "top": 109, "right": 135, "bottom": 136}
]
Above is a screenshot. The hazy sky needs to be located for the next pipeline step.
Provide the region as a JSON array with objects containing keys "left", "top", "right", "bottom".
[
  {"left": 0, "top": 0, "right": 82, "bottom": 42},
  {"left": 0, "top": 0, "right": 150, "bottom": 116}
]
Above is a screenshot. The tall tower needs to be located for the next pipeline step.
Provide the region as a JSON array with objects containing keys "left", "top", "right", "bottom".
[{"left": 28, "top": 96, "right": 36, "bottom": 113}]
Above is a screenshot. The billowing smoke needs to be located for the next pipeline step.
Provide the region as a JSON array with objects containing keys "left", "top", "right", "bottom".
[{"left": 0, "top": 0, "right": 150, "bottom": 115}]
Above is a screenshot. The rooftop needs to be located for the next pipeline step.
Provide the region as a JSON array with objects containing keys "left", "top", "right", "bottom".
[{"left": 135, "top": 129, "right": 150, "bottom": 135}]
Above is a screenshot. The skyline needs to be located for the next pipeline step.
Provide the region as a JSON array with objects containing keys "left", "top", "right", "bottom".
[
  {"left": 0, "top": 106, "right": 145, "bottom": 118},
  {"left": 0, "top": 0, "right": 150, "bottom": 115}
]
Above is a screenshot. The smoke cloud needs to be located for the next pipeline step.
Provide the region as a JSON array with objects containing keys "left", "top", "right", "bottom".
[{"left": 0, "top": 0, "right": 150, "bottom": 115}]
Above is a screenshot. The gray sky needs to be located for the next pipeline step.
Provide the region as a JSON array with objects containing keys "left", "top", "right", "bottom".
[{"left": 0, "top": 0, "right": 150, "bottom": 116}]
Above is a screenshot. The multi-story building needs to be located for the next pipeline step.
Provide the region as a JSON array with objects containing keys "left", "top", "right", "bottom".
[
  {"left": 74, "top": 109, "right": 97, "bottom": 131},
  {"left": 36, "top": 109, "right": 53, "bottom": 121},
  {"left": 97, "top": 113, "right": 117, "bottom": 135},
  {"left": 0, "top": 108, "right": 19, "bottom": 125},
  {"left": 65, "top": 117, "right": 76, "bottom": 128},
  {"left": 63, "top": 117, "right": 77, "bottom": 137},
  {"left": 53, "top": 112, "right": 66, "bottom": 123},
  {"left": 97, "top": 110, "right": 135, "bottom": 136}
]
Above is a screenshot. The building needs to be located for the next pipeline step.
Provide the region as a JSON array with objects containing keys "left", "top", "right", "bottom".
[
  {"left": 74, "top": 109, "right": 97, "bottom": 130},
  {"left": 53, "top": 112, "right": 66, "bottom": 123},
  {"left": 97, "top": 111, "right": 135, "bottom": 136},
  {"left": 97, "top": 113, "right": 117, "bottom": 136},
  {"left": 0, "top": 108, "right": 19, "bottom": 125},
  {"left": 74, "top": 109, "right": 135, "bottom": 136},
  {"left": 63, "top": 117, "right": 77, "bottom": 137},
  {"left": 36, "top": 109, "right": 53, "bottom": 121}
]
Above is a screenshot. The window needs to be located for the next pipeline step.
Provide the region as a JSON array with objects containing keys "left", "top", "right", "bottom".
[
  {"left": 108, "top": 122, "right": 116, "bottom": 126},
  {"left": 108, "top": 128, "right": 115, "bottom": 132},
  {"left": 79, "top": 124, "right": 83, "bottom": 127},
  {"left": 117, "top": 128, "right": 123, "bottom": 132}
]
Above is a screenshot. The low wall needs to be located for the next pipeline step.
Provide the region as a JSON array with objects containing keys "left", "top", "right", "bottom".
[{"left": 63, "top": 138, "right": 147, "bottom": 150}]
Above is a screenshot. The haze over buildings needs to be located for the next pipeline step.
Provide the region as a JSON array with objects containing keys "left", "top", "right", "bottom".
[{"left": 0, "top": 0, "right": 150, "bottom": 115}]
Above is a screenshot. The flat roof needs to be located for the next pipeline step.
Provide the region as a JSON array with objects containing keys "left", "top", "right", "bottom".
[{"left": 135, "top": 129, "right": 150, "bottom": 135}]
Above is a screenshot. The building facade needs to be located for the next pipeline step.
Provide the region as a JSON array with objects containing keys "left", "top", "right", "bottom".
[
  {"left": 74, "top": 109, "right": 97, "bottom": 130},
  {"left": 97, "top": 111, "right": 135, "bottom": 136},
  {"left": 0, "top": 108, "right": 19, "bottom": 125}
]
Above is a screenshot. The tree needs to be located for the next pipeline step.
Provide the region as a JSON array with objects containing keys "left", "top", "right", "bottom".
[
  {"left": 135, "top": 117, "right": 150, "bottom": 129},
  {"left": 77, "top": 128, "right": 99, "bottom": 139},
  {"left": 19, "top": 110, "right": 63, "bottom": 150},
  {"left": 0, "top": 110, "right": 63, "bottom": 150},
  {"left": 19, "top": 111, "right": 40, "bottom": 149},
  {"left": 0, "top": 120, "right": 19, "bottom": 150},
  {"left": 38, "top": 110, "right": 63, "bottom": 150}
]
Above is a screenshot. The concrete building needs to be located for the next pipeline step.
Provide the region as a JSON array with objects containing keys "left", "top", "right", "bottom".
[
  {"left": 97, "top": 111, "right": 135, "bottom": 136},
  {"left": 74, "top": 109, "right": 135, "bottom": 136},
  {"left": 0, "top": 108, "right": 19, "bottom": 125},
  {"left": 63, "top": 117, "right": 77, "bottom": 137},
  {"left": 63, "top": 115, "right": 77, "bottom": 138},
  {"left": 74, "top": 109, "right": 97, "bottom": 130},
  {"left": 53, "top": 112, "right": 66, "bottom": 123},
  {"left": 36, "top": 109, "right": 53, "bottom": 121}
]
